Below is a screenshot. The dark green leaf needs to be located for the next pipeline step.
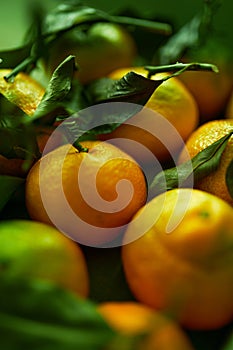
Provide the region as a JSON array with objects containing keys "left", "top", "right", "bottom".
[
  {"left": 30, "top": 55, "right": 77, "bottom": 125},
  {"left": 0, "top": 45, "right": 31, "bottom": 69},
  {"left": 0, "top": 125, "right": 24, "bottom": 159},
  {"left": 149, "top": 131, "right": 233, "bottom": 197},
  {"left": 60, "top": 101, "right": 144, "bottom": 143},
  {"left": 158, "top": 15, "right": 201, "bottom": 64},
  {"left": 43, "top": 2, "right": 171, "bottom": 37},
  {"left": 0, "top": 276, "right": 115, "bottom": 350},
  {"left": 226, "top": 158, "right": 233, "bottom": 200},
  {"left": 57, "top": 72, "right": 164, "bottom": 142},
  {"left": 59, "top": 79, "right": 90, "bottom": 114},
  {"left": 1, "top": 3, "right": 171, "bottom": 82},
  {"left": 86, "top": 72, "right": 162, "bottom": 105},
  {"left": 158, "top": 0, "right": 221, "bottom": 64},
  {"left": 0, "top": 120, "right": 39, "bottom": 160},
  {"left": 190, "top": 132, "right": 233, "bottom": 181},
  {"left": 222, "top": 329, "right": 233, "bottom": 350},
  {"left": 0, "top": 176, "right": 25, "bottom": 212},
  {"left": 42, "top": 4, "right": 107, "bottom": 36}
]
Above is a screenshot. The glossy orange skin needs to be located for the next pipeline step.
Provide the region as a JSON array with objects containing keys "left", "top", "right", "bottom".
[
  {"left": 122, "top": 188, "right": 233, "bottom": 330},
  {"left": 26, "top": 141, "right": 147, "bottom": 246}
]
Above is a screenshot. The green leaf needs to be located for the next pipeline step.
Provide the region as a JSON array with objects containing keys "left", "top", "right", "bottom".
[
  {"left": 42, "top": 2, "right": 171, "bottom": 37},
  {"left": 226, "top": 158, "right": 233, "bottom": 200},
  {"left": 59, "top": 71, "right": 164, "bottom": 142},
  {"left": 59, "top": 79, "right": 90, "bottom": 115},
  {"left": 86, "top": 72, "right": 162, "bottom": 105},
  {"left": 0, "top": 45, "right": 31, "bottom": 69},
  {"left": 0, "top": 276, "right": 115, "bottom": 350},
  {"left": 159, "top": 15, "right": 202, "bottom": 64},
  {"left": 0, "top": 119, "right": 39, "bottom": 160},
  {"left": 30, "top": 55, "right": 77, "bottom": 125},
  {"left": 0, "top": 176, "right": 25, "bottom": 212},
  {"left": 42, "top": 3, "right": 107, "bottom": 36},
  {"left": 158, "top": 0, "right": 221, "bottom": 64},
  {"left": 222, "top": 329, "right": 233, "bottom": 350},
  {"left": 149, "top": 131, "right": 233, "bottom": 198},
  {"left": 60, "top": 100, "right": 144, "bottom": 144},
  {"left": 2, "top": 3, "right": 171, "bottom": 84}
]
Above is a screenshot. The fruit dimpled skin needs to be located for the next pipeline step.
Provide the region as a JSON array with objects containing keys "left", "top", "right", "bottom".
[{"left": 25, "top": 141, "right": 147, "bottom": 247}]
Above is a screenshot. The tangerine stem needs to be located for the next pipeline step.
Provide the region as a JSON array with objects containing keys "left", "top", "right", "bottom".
[{"left": 73, "top": 140, "right": 89, "bottom": 153}]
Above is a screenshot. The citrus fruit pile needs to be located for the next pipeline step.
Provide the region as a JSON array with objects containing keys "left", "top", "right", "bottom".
[{"left": 0, "top": 1, "right": 233, "bottom": 349}]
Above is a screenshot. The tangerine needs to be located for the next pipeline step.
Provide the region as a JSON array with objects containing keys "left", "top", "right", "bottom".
[
  {"left": 179, "top": 119, "right": 233, "bottom": 205},
  {"left": 122, "top": 188, "right": 233, "bottom": 330},
  {"left": 98, "top": 301, "right": 194, "bottom": 349},
  {"left": 25, "top": 140, "right": 147, "bottom": 246}
]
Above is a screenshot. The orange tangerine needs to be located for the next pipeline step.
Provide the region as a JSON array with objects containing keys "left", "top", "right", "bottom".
[
  {"left": 122, "top": 188, "right": 233, "bottom": 330},
  {"left": 25, "top": 140, "right": 147, "bottom": 246},
  {"left": 179, "top": 119, "right": 233, "bottom": 205},
  {"left": 98, "top": 301, "right": 194, "bottom": 349}
]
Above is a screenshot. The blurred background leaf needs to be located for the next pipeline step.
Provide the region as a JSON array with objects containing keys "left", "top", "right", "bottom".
[
  {"left": 0, "top": 276, "right": 115, "bottom": 350},
  {"left": 0, "top": 0, "right": 232, "bottom": 51}
]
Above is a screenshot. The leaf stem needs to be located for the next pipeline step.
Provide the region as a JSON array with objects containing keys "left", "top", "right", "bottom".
[
  {"left": 144, "top": 62, "right": 219, "bottom": 79},
  {"left": 4, "top": 56, "right": 36, "bottom": 82},
  {"left": 110, "top": 15, "right": 172, "bottom": 35}
]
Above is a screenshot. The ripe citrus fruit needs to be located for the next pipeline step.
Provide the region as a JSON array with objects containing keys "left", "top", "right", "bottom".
[
  {"left": 98, "top": 301, "right": 194, "bottom": 349},
  {"left": 25, "top": 140, "right": 147, "bottom": 246},
  {"left": 0, "top": 219, "right": 89, "bottom": 297},
  {"left": 100, "top": 67, "right": 199, "bottom": 164},
  {"left": 179, "top": 119, "right": 233, "bottom": 205},
  {"left": 170, "top": 31, "right": 233, "bottom": 123},
  {"left": 122, "top": 188, "right": 233, "bottom": 330},
  {"left": 45, "top": 22, "right": 137, "bottom": 84},
  {"left": 0, "top": 69, "right": 45, "bottom": 116},
  {"left": 178, "top": 61, "right": 233, "bottom": 123}
]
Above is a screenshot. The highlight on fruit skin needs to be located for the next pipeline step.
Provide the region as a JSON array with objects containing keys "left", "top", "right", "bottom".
[{"left": 122, "top": 188, "right": 233, "bottom": 330}]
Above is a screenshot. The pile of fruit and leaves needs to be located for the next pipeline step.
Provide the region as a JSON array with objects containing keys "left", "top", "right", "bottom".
[{"left": 0, "top": 0, "right": 233, "bottom": 349}]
